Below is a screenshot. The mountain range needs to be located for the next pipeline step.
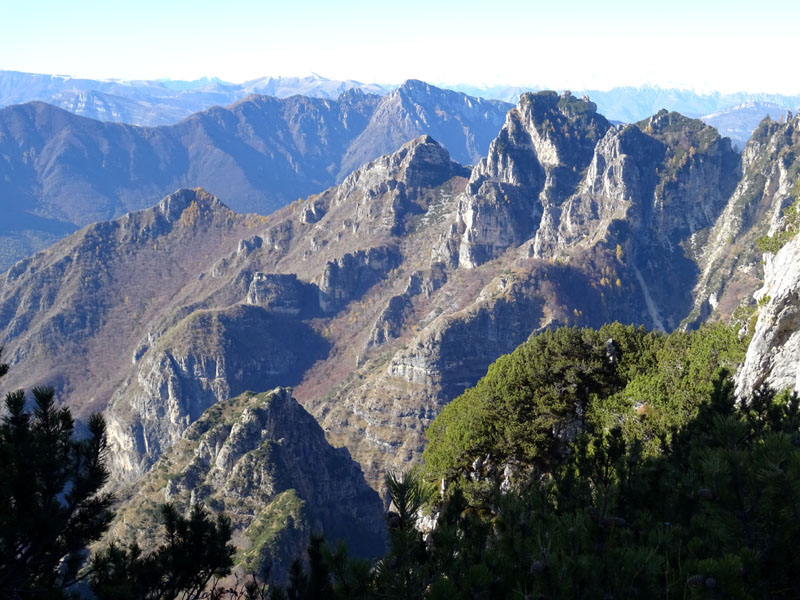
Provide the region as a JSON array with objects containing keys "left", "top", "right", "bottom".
[
  {"left": 3, "top": 69, "right": 798, "bottom": 138},
  {"left": 0, "top": 70, "right": 391, "bottom": 125},
  {"left": 2, "top": 88, "right": 799, "bottom": 577},
  {"left": 0, "top": 80, "right": 511, "bottom": 270}
]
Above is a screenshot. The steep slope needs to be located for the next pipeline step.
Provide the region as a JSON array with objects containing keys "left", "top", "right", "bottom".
[
  {"left": 0, "top": 188, "right": 261, "bottom": 415},
  {"left": 686, "top": 113, "right": 800, "bottom": 326},
  {"left": 340, "top": 80, "right": 512, "bottom": 176},
  {"left": 103, "top": 135, "right": 471, "bottom": 482},
  {"left": 308, "top": 95, "right": 741, "bottom": 486},
  {"left": 441, "top": 95, "right": 739, "bottom": 329},
  {"left": 107, "top": 388, "right": 385, "bottom": 582},
  {"left": 701, "top": 102, "right": 795, "bottom": 151},
  {"left": 735, "top": 237, "right": 800, "bottom": 396},
  {"left": 1, "top": 95, "right": 749, "bottom": 496},
  {"left": 0, "top": 82, "right": 508, "bottom": 270}
]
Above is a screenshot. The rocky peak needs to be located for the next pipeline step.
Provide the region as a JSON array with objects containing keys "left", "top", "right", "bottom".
[
  {"left": 374, "top": 134, "right": 467, "bottom": 189},
  {"left": 337, "top": 82, "right": 511, "bottom": 177},
  {"left": 684, "top": 112, "right": 800, "bottom": 326},
  {"left": 106, "top": 303, "right": 329, "bottom": 481},
  {"left": 154, "top": 187, "right": 225, "bottom": 222},
  {"left": 450, "top": 90, "right": 613, "bottom": 268},
  {"left": 108, "top": 388, "right": 386, "bottom": 582},
  {"left": 313, "top": 136, "right": 468, "bottom": 239},
  {"left": 395, "top": 79, "right": 434, "bottom": 98}
]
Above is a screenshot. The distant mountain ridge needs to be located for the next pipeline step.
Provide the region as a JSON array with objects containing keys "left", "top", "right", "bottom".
[
  {"left": 0, "top": 70, "right": 392, "bottom": 125},
  {"left": 4, "top": 94, "right": 800, "bottom": 568},
  {"left": 5, "top": 69, "right": 800, "bottom": 129},
  {"left": 447, "top": 82, "right": 800, "bottom": 121},
  {"left": 701, "top": 101, "right": 797, "bottom": 150},
  {"left": 0, "top": 81, "right": 511, "bottom": 269}
]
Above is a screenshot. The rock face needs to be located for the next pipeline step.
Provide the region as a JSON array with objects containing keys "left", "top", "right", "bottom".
[
  {"left": 1, "top": 94, "right": 784, "bottom": 499},
  {"left": 686, "top": 113, "right": 800, "bottom": 326},
  {"left": 108, "top": 388, "right": 385, "bottom": 582},
  {"left": 451, "top": 91, "right": 611, "bottom": 268},
  {"left": 736, "top": 234, "right": 800, "bottom": 396},
  {"left": 107, "top": 304, "right": 329, "bottom": 481},
  {"left": 246, "top": 273, "right": 305, "bottom": 314},
  {"left": 0, "top": 81, "right": 509, "bottom": 270}
]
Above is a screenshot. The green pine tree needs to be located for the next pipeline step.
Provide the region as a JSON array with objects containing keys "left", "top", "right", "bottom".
[{"left": 0, "top": 385, "right": 114, "bottom": 597}]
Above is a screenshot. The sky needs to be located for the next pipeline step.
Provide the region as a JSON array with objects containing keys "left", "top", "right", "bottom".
[{"left": 3, "top": 0, "right": 799, "bottom": 94}]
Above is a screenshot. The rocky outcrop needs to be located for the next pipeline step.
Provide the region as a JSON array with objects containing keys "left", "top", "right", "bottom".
[
  {"left": 320, "top": 134, "right": 470, "bottom": 239},
  {"left": 736, "top": 234, "right": 800, "bottom": 396},
  {"left": 3, "top": 95, "right": 786, "bottom": 506},
  {"left": 367, "top": 264, "right": 447, "bottom": 347},
  {"left": 452, "top": 91, "right": 612, "bottom": 268},
  {"left": 687, "top": 113, "right": 800, "bottom": 326},
  {"left": 246, "top": 273, "right": 306, "bottom": 314},
  {"left": 106, "top": 305, "right": 329, "bottom": 481},
  {"left": 317, "top": 246, "right": 401, "bottom": 313},
  {"left": 108, "top": 388, "right": 385, "bottom": 582}
]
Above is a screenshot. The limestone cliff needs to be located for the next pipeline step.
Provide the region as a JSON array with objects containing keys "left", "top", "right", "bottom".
[
  {"left": 106, "top": 305, "right": 328, "bottom": 481},
  {"left": 451, "top": 91, "right": 611, "bottom": 268},
  {"left": 108, "top": 388, "right": 385, "bottom": 582},
  {"left": 0, "top": 97, "right": 773, "bottom": 500},
  {"left": 736, "top": 233, "right": 800, "bottom": 396},
  {"left": 687, "top": 113, "right": 800, "bottom": 326}
]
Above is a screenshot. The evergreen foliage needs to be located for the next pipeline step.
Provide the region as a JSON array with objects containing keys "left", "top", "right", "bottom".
[
  {"left": 0, "top": 350, "right": 237, "bottom": 599},
  {"left": 267, "top": 322, "right": 800, "bottom": 600},
  {"left": 0, "top": 384, "right": 114, "bottom": 597},
  {"left": 89, "top": 503, "right": 236, "bottom": 600},
  {"left": 3, "top": 320, "right": 797, "bottom": 599},
  {"left": 757, "top": 182, "right": 800, "bottom": 253},
  {"left": 423, "top": 322, "right": 745, "bottom": 487},
  {"left": 274, "top": 380, "right": 800, "bottom": 600}
]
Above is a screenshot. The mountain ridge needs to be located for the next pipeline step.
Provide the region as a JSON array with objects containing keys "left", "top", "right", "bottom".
[
  {"left": 3, "top": 93, "right": 797, "bottom": 499},
  {"left": 0, "top": 83, "right": 511, "bottom": 270}
]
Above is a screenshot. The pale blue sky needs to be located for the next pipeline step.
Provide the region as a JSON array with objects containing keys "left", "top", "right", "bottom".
[{"left": 3, "top": 0, "right": 798, "bottom": 93}]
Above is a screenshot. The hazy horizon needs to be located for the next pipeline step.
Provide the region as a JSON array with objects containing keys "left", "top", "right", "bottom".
[
  {"left": 4, "top": 0, "right": 800, "bottom": 96},
  {"left": 4, "top": 68, "right": 800, "bottom": 103}
]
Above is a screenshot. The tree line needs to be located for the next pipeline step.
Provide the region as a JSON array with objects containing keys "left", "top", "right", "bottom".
[{"left": 2, "top": 320, "right": 799, "bottom": 598}]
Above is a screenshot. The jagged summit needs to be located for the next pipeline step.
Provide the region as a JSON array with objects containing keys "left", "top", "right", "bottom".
[
  {"left": 686, "top": 111, "right": 800, "bottom": 326},
  {"left": 1, "top": 97, "right": 785, "bottom": 502},
  {"left": 450, "top": 90, "right": 613, "bottom": 267},
  {"left": 107, "top": 388, "right": 386, "bottom": 582},
  {"left": 342, "top": 134, "right": 468, "bottom": 190},
  {"left": 153, "top": 187, "right": 229, "bottom": 222}
]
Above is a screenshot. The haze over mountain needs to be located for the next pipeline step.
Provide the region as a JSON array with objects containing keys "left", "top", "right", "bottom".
[
  {"left": 4, "top": 69, "right": 799, "bottom": 134},
  {"left": 701, "top": 101, "right": 797, "bottom": 150},
  {"left": 0, "top": 70, "right": 391, "bottom": 125},
  {"left": 3, "top": 89, "right": 800, "bottom": 575},
  {"left": 0, "top": 80, "right": 511, "bottom": 270}
]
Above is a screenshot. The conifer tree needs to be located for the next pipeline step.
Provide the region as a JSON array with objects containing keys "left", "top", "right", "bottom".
[
  {"left": 0, "top": 384, "right": 114, "bottom": 597},
  {"left": 90, "top": 503, "right": 236, "bottom": 600}
]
